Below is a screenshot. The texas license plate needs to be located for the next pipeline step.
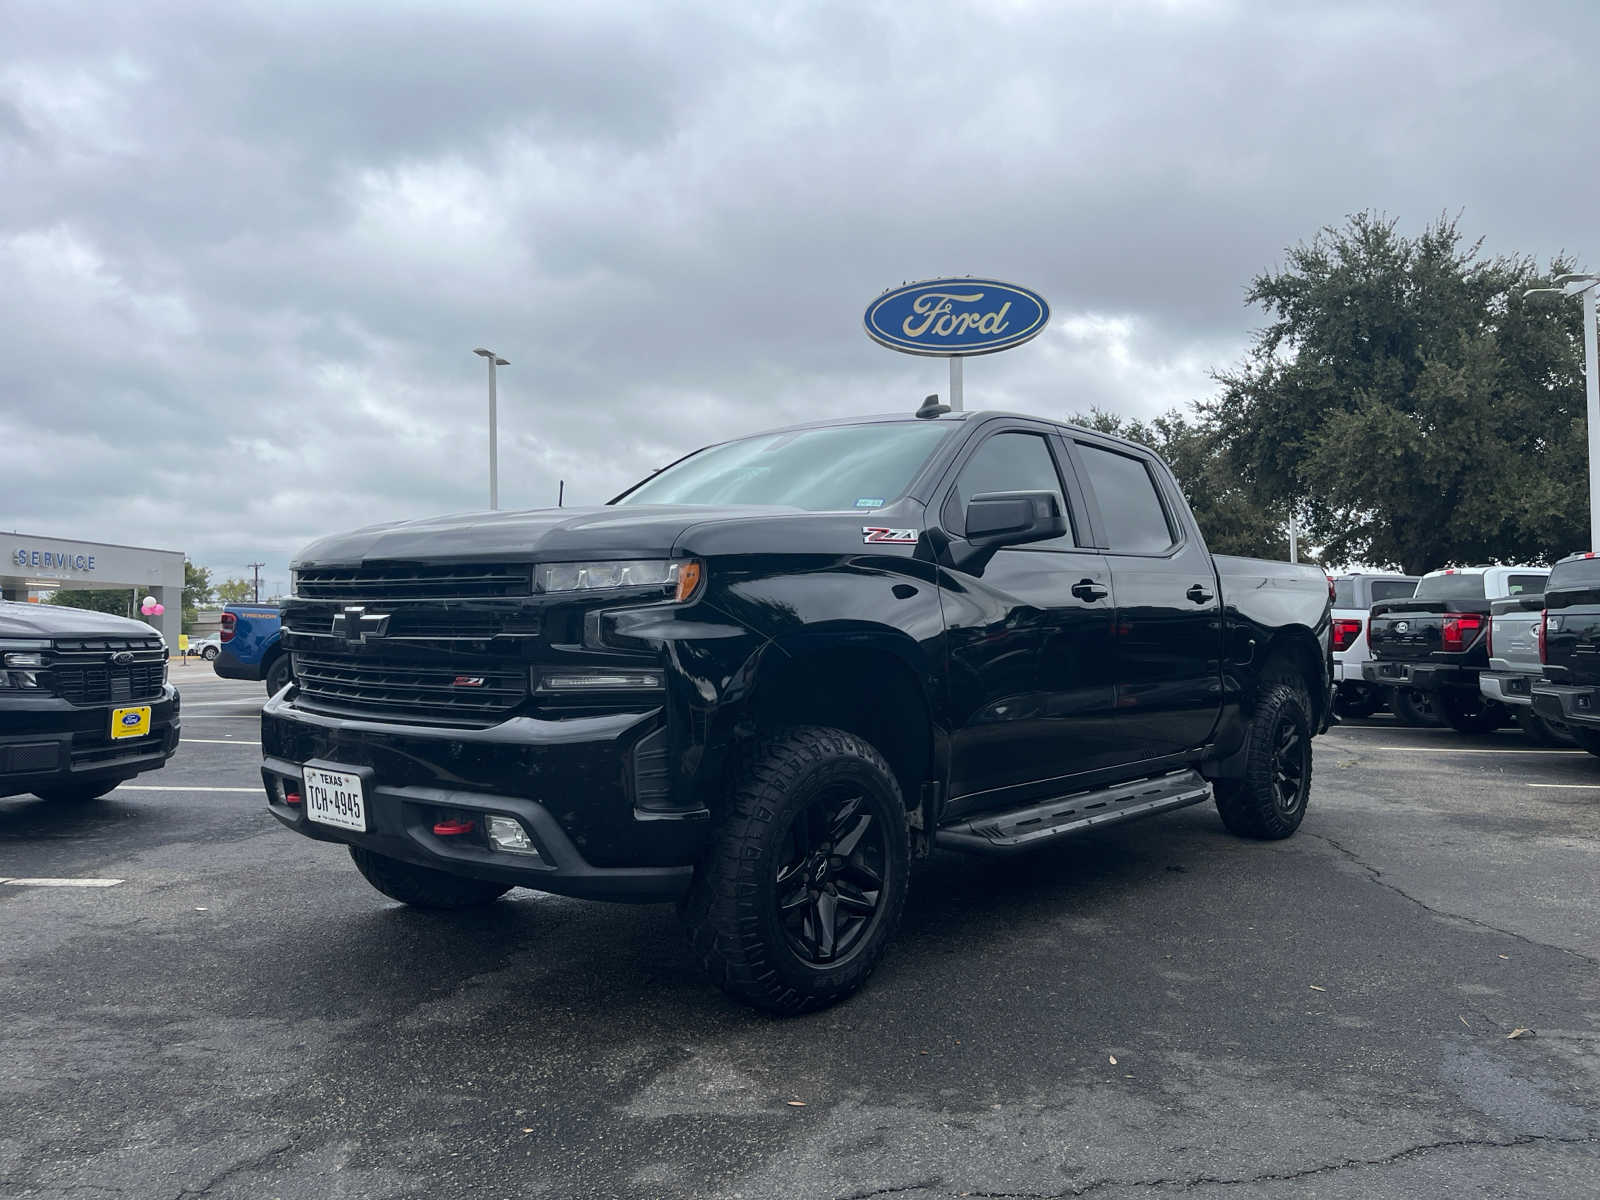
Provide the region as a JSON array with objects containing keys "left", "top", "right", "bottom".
[
  {"left": 110, "top": 706, "right": 151, "bottom": 740},
  {"left": 303, "top": 767, "right": 368, "bottom": 832}
]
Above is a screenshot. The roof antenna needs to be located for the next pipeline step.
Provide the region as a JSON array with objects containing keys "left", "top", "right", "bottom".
[{"left": 916, "top": 394, "right": 951, "bottom": 420}]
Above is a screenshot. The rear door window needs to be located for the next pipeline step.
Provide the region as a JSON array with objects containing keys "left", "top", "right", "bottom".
[{"left": 1075, "top": 443, "right": 1177, "bottom": 554}]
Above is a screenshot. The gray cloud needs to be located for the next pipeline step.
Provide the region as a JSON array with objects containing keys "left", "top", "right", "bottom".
[{"left": 3, "top": 0, "right": 1596, "bottom": 587}]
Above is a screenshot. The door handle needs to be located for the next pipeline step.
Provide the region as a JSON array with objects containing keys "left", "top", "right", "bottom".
[
  {"left": 1071, "top": 579, "right": 1109, "bottom": 602},
  {"left": 1186, "top": 584, "right": 1214, "bottom": 605}
]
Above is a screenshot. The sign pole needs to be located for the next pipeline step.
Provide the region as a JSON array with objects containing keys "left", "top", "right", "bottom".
[
  {"left": 1584, "top": 283, "right": 1599, "bottom": 552},
  {"left": 948, "top": 356, "right": 963, "bottom": 412}
]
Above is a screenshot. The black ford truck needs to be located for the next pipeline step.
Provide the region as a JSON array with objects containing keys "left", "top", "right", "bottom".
[
  {"left": 1, "top": 601, "right": 180, "bottom": 801},
  {"left": 1532, "top": 551, "right": 1600, "bottom": 757},
  {"left": 263, "top": 408, "right": 1332, "bottom": 1012}
]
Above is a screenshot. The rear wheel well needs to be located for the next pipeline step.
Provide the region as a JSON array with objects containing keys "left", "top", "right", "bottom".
[
  {"left": 744, "top": 647, "right": 934, "bottom": 814},
  {"left": 1259, "top": 629, "right": 1326, "bottom": 726}
]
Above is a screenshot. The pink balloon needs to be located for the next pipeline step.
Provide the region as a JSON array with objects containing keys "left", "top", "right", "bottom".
[{"left": 152, "top": 604, "right": 165, "bottom": 615}]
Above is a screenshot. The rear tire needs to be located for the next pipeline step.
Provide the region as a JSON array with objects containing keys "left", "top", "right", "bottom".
[
  {"left": 265, "top": 655, "right": 292, "bottom": 697},
  {"left": 203, "top": 646, "right": 219, "bottom": 661},
  {"left": 1437, "top": 688, "right": 1504, "bottom": 735},
  {"left": 681, "top": 726, "right": 910, "bottom": 1015},
  {"left": 1390, "top": 687, "right": 1440, "bottom": 726},
  {"left": 1213, "top": 680, "right": 1314, "bottom": 841},
  {"left": 1513, "top": 708, "right": 1578, "bottom": 748},
  {"left": 1333, "top": 685, "right": 1381, "bottom": 719},
  {"left": 348, "top": 847, "right": 512, "bottom": 909},
  {"left": 33, "top": 780, "right": 119, "bottom": 803}
]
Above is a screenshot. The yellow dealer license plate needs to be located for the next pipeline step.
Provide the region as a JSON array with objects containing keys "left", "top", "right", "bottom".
[{"left": 111, "top": 706, "right": 152, "bottom": 740}]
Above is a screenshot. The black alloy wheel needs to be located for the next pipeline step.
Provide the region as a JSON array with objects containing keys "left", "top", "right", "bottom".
[
  {"left": 1270, "top": 716, "right": 1309, "bottom": 814},
  {"left": 774, "top": 786, "right": 889, "bottom": 966}
]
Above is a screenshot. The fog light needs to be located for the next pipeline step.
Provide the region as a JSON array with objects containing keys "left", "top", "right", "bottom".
[
  {"left": 536, "top": 668, "right": 665, "bottom": 692},
  {"left": 487, "top": 815, "right": 542, "bottom": 858}
]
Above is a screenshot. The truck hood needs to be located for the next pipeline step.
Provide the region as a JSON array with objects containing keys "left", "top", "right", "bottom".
[
  {"left": 291, "top": 504, "right": 812, "bottom": 567},
  {"left": 0, "top": 600, "right": 161, "bottom": 639}
]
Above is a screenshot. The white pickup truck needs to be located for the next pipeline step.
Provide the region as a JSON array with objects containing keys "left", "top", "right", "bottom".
[{"left": 1331, "top": 572, "right": 1420, "bottom": 719}]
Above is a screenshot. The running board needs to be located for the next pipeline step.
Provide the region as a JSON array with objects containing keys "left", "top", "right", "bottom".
[{"left": 934, "top": 769, "right": 1212, "bottom": 855}]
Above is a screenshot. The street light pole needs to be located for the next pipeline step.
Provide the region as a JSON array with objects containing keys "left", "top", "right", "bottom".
[
  {"left": 473, "top": 348, "right": 510, "bottom": 510},
  {"left": 1525, "top": 274, "right": 1600, "bottom": 552}
]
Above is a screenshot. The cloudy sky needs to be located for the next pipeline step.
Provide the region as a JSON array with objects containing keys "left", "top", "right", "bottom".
[{"left": 3, "top": 0, "right": 1596, "bottom": 592}]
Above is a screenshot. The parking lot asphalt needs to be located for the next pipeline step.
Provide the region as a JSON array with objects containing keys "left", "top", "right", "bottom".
[{"left": 3, "top": 679, "right": 1597, "bottom": 1200}]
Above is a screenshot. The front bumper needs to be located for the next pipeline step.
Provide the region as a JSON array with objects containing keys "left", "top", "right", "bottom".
[
  {"left": 1361, "top": 661, "right": 1477, "bottom": 692},
  {"left": 260, "top": 696, "right": 702, "bottom": 903},
  {"left": 1479, "top": 672, "right": 1535, "bottom": 709},
  {"left": 1531, "top": 683, "right": 1600, "bottom": 729},
  {"left": 0, "top": 686, "right": 180, "bottom": 798}
]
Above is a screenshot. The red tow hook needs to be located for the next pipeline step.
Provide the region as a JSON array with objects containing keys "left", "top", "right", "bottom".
[
  {"left": 432, "top": 817, "right": 476, "bottom": 836},
  {"left": 284, "top": 792, "right": 303, "bottom": 807}
]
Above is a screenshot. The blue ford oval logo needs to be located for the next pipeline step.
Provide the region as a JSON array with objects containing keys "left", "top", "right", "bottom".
[
  {"left": 864, "top": 278, "right": 1050, "bottom": 357},
  {"left": 121, "top": 712, "right": 142, "bottom": 725}
]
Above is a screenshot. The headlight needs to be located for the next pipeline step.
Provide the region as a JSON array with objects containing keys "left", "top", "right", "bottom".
[
  {"left": 0, "top": 640, "right": 47, "bottom": 688},
  {"left": 536, "top": 560, "right": 701, "bottom": 602}
]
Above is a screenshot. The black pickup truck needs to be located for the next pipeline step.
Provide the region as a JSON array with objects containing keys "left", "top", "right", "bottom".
[
  {"left": 1532, "top": 551, "right": 1600, "bottom": 757},
  {"left": 262, "top": 408, "right": 1332, "bottom": 1012},
  {"left": 1364, "top": 566, "right": 1548, "bottom": 734},
  {"left": 1, "top": 601, "right": 180, "bottom": 801}
]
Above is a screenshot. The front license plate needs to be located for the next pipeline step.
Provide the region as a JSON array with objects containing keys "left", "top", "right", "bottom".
[
  {"left": 304, "top": 767, "right": 368, "bottom": 832},
  {"left": 110, "top": 705, "right": 151, "bottom": 740}
]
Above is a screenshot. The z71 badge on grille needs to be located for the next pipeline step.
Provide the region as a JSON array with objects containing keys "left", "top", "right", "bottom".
[{"left": 863, "top": 527, "right": 917, "bottom": 544}]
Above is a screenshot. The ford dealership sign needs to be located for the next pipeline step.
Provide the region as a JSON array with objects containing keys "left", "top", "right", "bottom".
[{"left": 864, "top": 278, "right": 1050, "bottom": 357}]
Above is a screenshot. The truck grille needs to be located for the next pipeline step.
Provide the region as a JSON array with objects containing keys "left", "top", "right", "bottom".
[
  {"left": 292, "top": 650, "right": 528, "bottom": 725},
  {"left": 48, "top": 638, "right": 166, "bottom": 706},
  {"left": 295, "top": 563, "right": 532, "bottom": 601}
]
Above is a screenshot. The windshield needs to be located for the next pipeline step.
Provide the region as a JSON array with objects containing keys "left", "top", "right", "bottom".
[
  {"left": 615, "top": 421, "right": 955, "bottom": 510},
  {"left": 1416, "top": 573, "right": 1486, "bottom": 601}
]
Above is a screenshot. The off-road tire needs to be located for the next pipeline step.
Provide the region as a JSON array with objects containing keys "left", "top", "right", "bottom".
[
  {"left": 1572, "top": 728, "right": 1600, "bottom": 759},
  {"left": 1438, "top": 688, "right": 1504, "bottom": 735},
  {"left": 264, "top": 655, "right": 292, "bottom": 697},
  {"left": 33, "top": 780, "right": 120, "bottom": 803},
  {"left": 1390, "top": 686, "right": 1440, "bottom": 726},
  {"left": 348, "top": 847, "right": 512, "bottom": 909},
  {"left": 681, "top": 725, "right": 911, "bottom": 1015},
  {"left": 1513, "top": 708, "right": 1577, "bottom": 748},
  {"left": 1213, "top": 680, "right": 1314, "bottom": 840}
]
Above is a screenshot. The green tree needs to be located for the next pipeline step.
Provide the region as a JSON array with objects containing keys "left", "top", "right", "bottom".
[
  {"left": 1070, "top": 407, "right": 1296, "bottom": 560},
  {"left": 183, "top": 560, "right": 213, "bottom": 627},
  {"left": 1205, "top": 212, "right": 1588, "bottom": 573},
  {"left": 215, "top": 577, "right": 252, "bottom": 604},
  {"left": 45, "top": 589, "right": 134, "bottom": 617}
]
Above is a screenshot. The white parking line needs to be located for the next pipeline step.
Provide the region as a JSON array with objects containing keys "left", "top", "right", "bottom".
[
  {"left": 1528, "top": 783, "right": 1600, "bottom": 790},
  {"left": 1346, "top": 746, "right": 1585, "bottom": 755},
  {"left": 180, "top": 700, "right": 266, "bottom": 708},
  {"left": 112, "top": 785, "right": 260, "bottom": 793},
  {"left": 182, "top": 738, "right": 262, "bottom": 745},
  {"left": 2, "top": 878, "right": 124, "bottom": 888}
]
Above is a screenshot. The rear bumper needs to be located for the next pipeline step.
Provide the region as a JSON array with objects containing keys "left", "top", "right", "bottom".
[
  {"left": 1479, "top": 672, "right": 1535, "bottom": 708},
  {"left": 212, "top": 650, "right": 262, "bottom": 681},
  {"left": 0, "top": 687, "right": 180, "bottom": 798},
  {"left": 1362, "top": 661, "right": 1477, "bottom": 692},
  {"left": 1531, "top": 683, "right": 1600, "bottom": 729},
  {"left": 259, "top": 696, "right": 704, "bottom": 903}
]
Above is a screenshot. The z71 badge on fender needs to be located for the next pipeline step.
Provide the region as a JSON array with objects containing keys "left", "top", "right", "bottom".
[{"left": 863, "top": 527, "right": 918, "bottom": 544}]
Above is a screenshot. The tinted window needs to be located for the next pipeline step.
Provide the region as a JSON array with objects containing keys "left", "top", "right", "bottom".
[
  {"left": 1506, "top": 573, "right": 1547, "bottom": 596},
  {"left": 1333, "top": 579, "right": 1355, "bottom": 608},
  {"left": 1075, "top": 443, "right": 1176, "bottom": 554},
  {"left": 1547, "top": 557, "right": 1600, "bottom": 590},
  {"left": 949, "top": 432, "right": 1076, "bottom": 549},
  {"left": 616, "top": 421, "right": 954, "bottom": 510},
  {"left": 1370, "top": 579, "right": 1419, "bottom": 603},
  {"left": 1415, "top": 573, "right": 1486, "bottom": 601}
]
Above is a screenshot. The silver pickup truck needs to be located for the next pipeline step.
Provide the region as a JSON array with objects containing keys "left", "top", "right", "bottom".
[{"left": 1481, "top": 595, "right": 1574, "bottom": 745}]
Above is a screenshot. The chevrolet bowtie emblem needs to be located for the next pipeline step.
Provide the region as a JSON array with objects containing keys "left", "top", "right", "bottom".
[{"left": 331, "top": 606, "right": 392, "bottom": 644}]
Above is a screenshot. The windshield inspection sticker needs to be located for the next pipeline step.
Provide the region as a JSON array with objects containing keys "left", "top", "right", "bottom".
[
  {"left": 854, "top": 497, "right": 886, "bottom": 508},
  {"left": 863, "top": 526, "right": 917, "bottom": 544}
]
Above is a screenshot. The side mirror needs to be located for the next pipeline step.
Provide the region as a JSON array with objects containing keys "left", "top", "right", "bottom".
[{"left": 949, "top": 490, "right": 1068, "bottom": 573}]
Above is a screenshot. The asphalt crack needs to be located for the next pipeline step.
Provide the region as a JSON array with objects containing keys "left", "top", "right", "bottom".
[
  {"left": 1304, "top": 832, "right": 1600, "bottom": 968},
  {"left": 170, "top": 1139, "right": 294, "bottom": 1200},
  {"left": 836, "top": 1181, "right": 946, "bottom": 1200}
]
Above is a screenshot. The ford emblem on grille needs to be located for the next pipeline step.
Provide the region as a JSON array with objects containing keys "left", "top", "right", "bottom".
[{"left": 111, "top": 650, "right": 135, "bottom": 664}]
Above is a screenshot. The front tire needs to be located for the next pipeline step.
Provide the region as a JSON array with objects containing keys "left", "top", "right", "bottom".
[
  {"left": 681, "top": 726, "right": 911, "bottom": 1015},
  {"left": 33, "top": 780, "right": 119, "bottom": 803},
  {"left": 203, "top": 646, "right": 219, "bottom": 661},
  {"left": 1572, "top": 728, "right": 1600, "bottom": 759},
  {"left": 348, "top": 847, "right": 512, "bottom": 909},
  {"left": 1213, "top": 681, "right": 1314, "bottom": 840},
  {"left": 1513, "top": 708, "right": 1577, "bottom": 748},
  {"left": 1438, "top": 688, "right": 1504, "bottom": 735}
]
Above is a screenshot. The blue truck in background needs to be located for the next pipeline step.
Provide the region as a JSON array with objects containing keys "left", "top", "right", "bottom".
[{"left": 213, "top": 603, "right": 292, "bottom": 696}]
